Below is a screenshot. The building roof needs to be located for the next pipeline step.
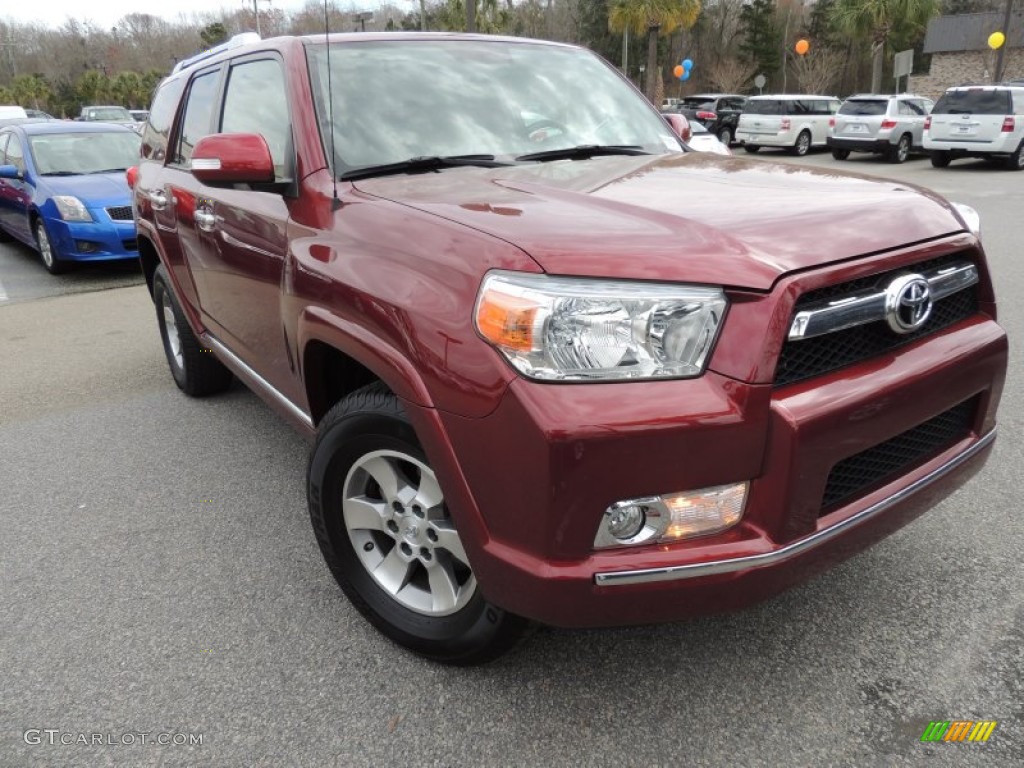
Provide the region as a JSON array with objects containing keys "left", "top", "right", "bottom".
[{"left": 924, "top": 12, "right": 1024, "bottom": 54}]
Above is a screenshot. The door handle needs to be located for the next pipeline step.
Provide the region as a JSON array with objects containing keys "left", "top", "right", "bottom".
[
  {"left": 194, "top": 210, "right": 217, "bottom": 232},
  {"left": 148, "top": 188, "right": 168, "bottom": 211}
]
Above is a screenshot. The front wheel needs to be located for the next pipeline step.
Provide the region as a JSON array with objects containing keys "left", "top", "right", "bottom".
[
  {"left": 36, "top": 219, "right": 67, "bottom": 274},
  {"left": 930, "top": 150, "right": 951, "bottom": 168},
  {"left": 307, "top": 384, "right": 530, "bottom": 665},
  {"left": 153, "top": 265, "right": 233, "bottom": 396},
  {"left": 791, "top": 131, "right": 812, "bottom": 157},
  {"left": 831, "top": 148, "right": 850, "bottom": 160}
]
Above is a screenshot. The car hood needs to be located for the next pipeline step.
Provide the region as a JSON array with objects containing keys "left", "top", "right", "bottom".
[
  {"left": 352, "top": 153, "right": 965, "bottom": 290},
  {"left": 39, "top": 173, "right": 130, "bottom": 205}
]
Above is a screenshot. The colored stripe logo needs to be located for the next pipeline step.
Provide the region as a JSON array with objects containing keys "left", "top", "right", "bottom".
[{"left": 921, "top": 721, "right": 997, "bottom": 742}]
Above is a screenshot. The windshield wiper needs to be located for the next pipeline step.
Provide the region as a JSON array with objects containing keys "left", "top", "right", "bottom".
[
  {"left": 39, "top": 171, "right": 79, "bottom": 176},
  {"left": 88, "top": 168, "right": 129, "bottom": 174},
  {"left": 515, "top": 144, "right": 649, "bottom": 162},
  {"left": 341, "top": 154, "right": 510, "bottom": 181}
]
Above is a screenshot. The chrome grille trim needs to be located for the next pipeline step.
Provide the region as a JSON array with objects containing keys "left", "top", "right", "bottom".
[{"left": 788, "top": 261, "right": 978, "bottom": 341}]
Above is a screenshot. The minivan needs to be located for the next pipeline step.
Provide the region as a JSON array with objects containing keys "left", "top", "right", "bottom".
[{"left": 736, "top": 95, "right": 841, "bottom": 156}]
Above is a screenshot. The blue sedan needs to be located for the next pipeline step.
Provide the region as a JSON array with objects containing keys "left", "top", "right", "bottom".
[{"left": 0, "top": 122, "right": 141, "bottom": 274}]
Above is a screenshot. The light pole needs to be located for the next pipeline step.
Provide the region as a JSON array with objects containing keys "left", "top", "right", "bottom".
[{"left": 247, "top": 0, "right": 272, "bottom": 37}]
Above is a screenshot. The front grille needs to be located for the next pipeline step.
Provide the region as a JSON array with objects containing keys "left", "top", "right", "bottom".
[
  {"left": 122, "top": 238, "right": 138, "bottom": 251},
  {"left": 106, "top": 205, "right": 133, "bottom": 221},
  {"left": 775, "top": 254, "right": 979, "bottom": 387},
  {"left": 820, "top": 397, "right": 976, "bottom": 512}
]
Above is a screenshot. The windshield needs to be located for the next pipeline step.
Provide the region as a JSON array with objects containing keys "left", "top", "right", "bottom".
[
  {"left": 839, "top": 100, "right": 887, "bottom": 116},
  {"left": 29, "top": 131, "right": 141, "bottom": 175},
  {"left": 933, "top": 90, "right": 1012, "bottom": 115},
  {"left": 305, "top": 39, "right": 680, "bottom": 173}
]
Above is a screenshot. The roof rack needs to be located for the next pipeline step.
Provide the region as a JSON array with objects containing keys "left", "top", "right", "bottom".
[{"left": 171, "top": 32, "right": 260, "bottom": 75}]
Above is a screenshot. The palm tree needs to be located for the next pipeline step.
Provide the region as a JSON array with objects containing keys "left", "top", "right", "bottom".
[
  {"left": 609, "top": 0, "right": 702, "bottom": 103},
  {"left": 832, "top": 0, "right": 940, "bottom": 94}
]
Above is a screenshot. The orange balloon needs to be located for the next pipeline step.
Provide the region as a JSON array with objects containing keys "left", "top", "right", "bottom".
[
  {"left": 795, "top": 39, "right": 810, "bottom": 55},
  {"left": 673, "top": 64, "right": 684, "bottom": 78}
]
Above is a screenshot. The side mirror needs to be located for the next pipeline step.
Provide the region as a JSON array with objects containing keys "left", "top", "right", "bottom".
[
  {"left": 661, "top": 113, "right": 692, "bottom": 143},
  {"left": 190, "top": 133, "right": 275, "bottom": 185},
  {"left": 0, "top": 163, "right": 22, "bottom": 180}
]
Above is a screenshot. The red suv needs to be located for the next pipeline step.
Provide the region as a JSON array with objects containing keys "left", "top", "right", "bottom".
[{"left": 132, "top": 33, "right": 1007, "bottom": 664}]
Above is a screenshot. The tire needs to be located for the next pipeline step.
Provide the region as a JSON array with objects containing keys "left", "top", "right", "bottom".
[
  {"left": 831, "top": 148, "right": 850, "bottom": 160},
  {"left": 930, "top": 150, "right": 951, "bottom": 168},
  {"left": 790, "top": 131, "right": 812, "bottom": 157},
  {"left": 743, "top": 144, "right": 760, "bottom": 154},
  {"left": 1005, "top": 141, "right": 1024, "bottom": 170},
  {"left": 888, "top": 134, "right": 911, "bottom": 164},
  {"left": 307, "top": 383, "right": 530, "bottom": 665},
  {"left": 152, "top": 265, "right": 233, "bottom": 396},
  {"left": 717, "top": 127, "right": 732, "bottom": 146},
  {"left": 35, "top": 218, "right": 67, "bottom": 274}
]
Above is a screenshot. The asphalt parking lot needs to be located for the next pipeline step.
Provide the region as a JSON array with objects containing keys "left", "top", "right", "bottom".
[{"left": 1, "top": 151, "right": 1021, "bottom": 767}]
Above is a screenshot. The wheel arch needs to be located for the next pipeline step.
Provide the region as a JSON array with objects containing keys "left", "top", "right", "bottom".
[{"left": 138, "top": 235, "right": 160, "bottom": 297}]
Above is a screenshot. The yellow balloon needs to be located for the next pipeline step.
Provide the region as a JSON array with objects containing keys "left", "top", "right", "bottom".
[{"left": 989, "top": 31, "right": 1006, "bottom": 50}]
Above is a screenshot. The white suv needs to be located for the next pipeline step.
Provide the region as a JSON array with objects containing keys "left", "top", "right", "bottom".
[
  {"left": 924, "top": 85, "right": 1024, "bottom": 169},
  {"left": 736, "top": 95, "right": 841, "bottom": 156},
  {"left": 828, "top": 94, "right": 934, "bottom": 163}
]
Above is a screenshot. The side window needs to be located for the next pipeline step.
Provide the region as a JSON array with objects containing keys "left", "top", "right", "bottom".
[
  {"left": 921, "top": 99, "right": 935, "bottom": 114},
  {"left": 5, "top": 134, "right": 25, "bottom": 173},
  {"left": 899, "top": 101, "right": 924, "bottom": 116},
  {"left": 0, "top": 134, "right": 9, "bottom": 165},
  {"left": 174, "top": 69, "right": 221, "bottom": 166},
  {"left": 220, "top": 58, "right": 292, "bottom": 178},
  {"left": 143, "top": 76, "right": 187, "bottom": 162}
]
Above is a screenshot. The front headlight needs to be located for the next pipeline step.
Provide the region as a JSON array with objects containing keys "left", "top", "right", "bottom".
[
  {"left": 53, "top": 196, "right": 92, "bottom": 222},
  {"left": 475, "top": 271, "right": 727, "bottom": 381},
  {"left": 952, "top": 202, "right": 981, "bottom": 238}
]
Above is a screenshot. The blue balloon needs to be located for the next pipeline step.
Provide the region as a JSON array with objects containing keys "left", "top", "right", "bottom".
[
  {"left": 681, "top": 71, "right": 690, "bottom": 81},
  {"left": 682, "top": 58, "right": 693, "bottom": 70}
]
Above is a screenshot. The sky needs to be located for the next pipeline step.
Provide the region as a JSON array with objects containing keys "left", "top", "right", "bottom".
[{"left": 1, "top": 1, "right": 413, "bottom": 31}]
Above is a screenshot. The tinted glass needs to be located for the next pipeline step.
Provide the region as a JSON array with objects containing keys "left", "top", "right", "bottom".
[
  {"left": 933, "top": 90, "right": 1012, "bottom": 115},
  {"left": 29, "top": 131, "right": 141, "bottom": 175},
  {"left": 175, "top": 70, "right": 220, "bottom": 165},
  {"left": 745, "top": 100, "right": 782, "bottom": 115},
  {"left": 840, "top": 100, "right": 887, "bottom": 116},
  {"left": 143, "top": 76, "right": 186, "bottom": 161},
  {"left": 221, "top": 58, "right": 291, "bottom": 177},
  {"left": 305, "top": 40, "right": 680, "bottom": 172},
  {"left": 681, "top": 98, "right": 715, "bottom": 110},
  {"left": 898, "top": 101, "right": 925, "bottom": 116}
]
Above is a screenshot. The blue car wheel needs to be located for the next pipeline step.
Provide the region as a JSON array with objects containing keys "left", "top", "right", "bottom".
[{"left": 35, "top": 219, "right": 68, "bottom": 275}]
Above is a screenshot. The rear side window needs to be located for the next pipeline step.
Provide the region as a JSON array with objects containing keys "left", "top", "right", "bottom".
[
  {"left": 746, "top": 100, "right": 782, "bottom": 115},
  {"left": 933, "top": 90, "right": 1012, "bottom": 115},
  {"left": 681, "top": 98, "right": 715, "bottom": 110},
  {"left": 142, "top": 76, "right": 186, "bottom": 162},
  {"left": 840, "top": 100, "right": 887, "bottom": 116},
  {"left": 5, "top": 134, "right": 24, "bottom": 173}
]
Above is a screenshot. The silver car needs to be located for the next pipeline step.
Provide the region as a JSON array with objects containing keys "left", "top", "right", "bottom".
[{"left": 828, "top": 94, "right": 934, "bottom": 164}]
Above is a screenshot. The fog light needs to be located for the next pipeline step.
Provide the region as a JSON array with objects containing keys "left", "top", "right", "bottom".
[
  {"left": 594, "top": 482, "right": 748, "bottom": 549},
  {"left": 606, "top": 504, "right": 646, "bottom": 540}
]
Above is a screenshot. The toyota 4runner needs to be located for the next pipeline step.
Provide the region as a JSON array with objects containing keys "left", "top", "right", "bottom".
[{"left": 132, "top": 33, "right": 1007, "bottom": 664}]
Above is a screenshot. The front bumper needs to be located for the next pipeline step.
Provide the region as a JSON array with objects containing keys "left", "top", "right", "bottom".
[{"left": 45, "top": 215, "right": 137, "bottom": 263}]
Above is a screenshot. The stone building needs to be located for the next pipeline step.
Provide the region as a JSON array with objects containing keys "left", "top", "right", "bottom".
[{"left": 909, "top": 11, "right": 1024, "bottom": 100}]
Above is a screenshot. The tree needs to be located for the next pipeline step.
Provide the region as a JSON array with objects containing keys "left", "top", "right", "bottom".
[
  {"left": 791, "top": 46, "right": 844, "bottom": 94},
  {"left": 12, "top": 74, "right": 51, "bottom": 110},
  {"left": 831, "top": 0, "right": 941, "bottom": 93},
  {"left": 200, "top": 22, "right": 228, "bottom": 48},
  {"left": 609, "top": 0, "right": 702, "bottom": 103},
  {"left": 739, "top": 0, "right": 782, "bottom": 87}
]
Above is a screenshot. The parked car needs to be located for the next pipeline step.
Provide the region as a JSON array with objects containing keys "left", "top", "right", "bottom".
[
  {"left": 685, "top": 118, "right": 731, "bottom": 155},
  {"left": 0, "top": 122, "right": 141, "bottom": 274},
  {"left": 24, "top": 108, "right": 56, "bottom": 120},
  {"left": 923, "top": 84, "right": 1024, "bottom": 169},
  {"left": 133, "top": 32, "right": 1005, "bottom": 664},
  {"left": 0, "top": 105, "right": 27, "bottom": 120},
  {"left": 129, "top": 109, "right": 150, "bottom": 123},
  {"left": 79, "top": 105, "right": 135, "bottom": 125},
  {"left": 672, "top": 93, "right": 747, "bottom": 146},
  {"left": 828, "top": 94, "right": 934, "bottom": 163},
  {"left": 736, "top": 94, "right": 841, "bottom": 156}
]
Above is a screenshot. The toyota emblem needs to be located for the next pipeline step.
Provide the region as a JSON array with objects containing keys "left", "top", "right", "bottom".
[{"left": 884, "top": 274, "right": 932, "bottom": 334}]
